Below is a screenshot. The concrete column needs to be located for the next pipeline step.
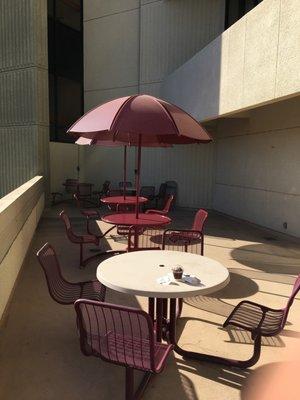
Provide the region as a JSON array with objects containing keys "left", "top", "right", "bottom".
[{"left": 0, "top": 0, "right": 49, "bottom": 198}]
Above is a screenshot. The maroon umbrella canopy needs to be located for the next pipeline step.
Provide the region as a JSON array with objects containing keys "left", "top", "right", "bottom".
[
  {"left": 69, "top": 94, "right": 212, "bottom": 217},
  {"left": 68, "top": 94, "right": 212, "bottom": 144}
]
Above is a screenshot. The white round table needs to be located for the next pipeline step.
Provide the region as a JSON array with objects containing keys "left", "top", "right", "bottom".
[
  {"left": 97, "top": 250, "right": 231, "bottom": 361},
  {"left": 97, "top": 250, "right": 229, "bottom": 299}
]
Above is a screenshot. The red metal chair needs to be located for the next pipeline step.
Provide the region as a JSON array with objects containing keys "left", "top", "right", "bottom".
[
  {"left": 219, "top": 274, "right": 300, "bottom": 368},
  {"left": 127, "top": 226, "right": 162, "bottom": 252},
  {"left": 74, "top": 193, "right": 101, "bottom": 235},
  {"left": 37, "top": 243, "right": 106, "bottom": 304},
  {"left": 76, "top": 183, "right": 95, "bottom": 207},
  {"left": 74, "top": 299, "right": 173, "bottom": 400},
  {"left": 154, "top": 183, "right": 167, "bottom": 208},
  {"left": 51, "top": 178, "right": 79, "bottom": 206},
  {"left": 59, "top": 210, "right": 99, "bottom": 268},
  {"left": 64, "top": 178, "right": 79, "bottom": 192},
  {"left": 145, "top": 195, "right": 174, "bottom": 216},
  {"left": 162, "top": 208, "right": 208, "bottom": 255},
  {"left": 93, "top": 180, "right": 111, "bottom": 201},
  {"left": 140, "top": 186, "right": 155, "bottom": 200}
]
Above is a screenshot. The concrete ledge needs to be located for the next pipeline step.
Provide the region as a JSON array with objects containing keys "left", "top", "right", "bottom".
[
  {"left": 0, "top": 176, "right": 44, "bottom": 320},
  {"left": 162, "top": 0, "right": 300, "bottom": 122}
]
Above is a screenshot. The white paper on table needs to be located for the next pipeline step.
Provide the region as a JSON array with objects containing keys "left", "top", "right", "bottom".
[
  {"left": 157, "top": 275, "right": 172, "bottom": 285},
  {"left": 157, "top": 273, "right": 202, "bottom": 286}
]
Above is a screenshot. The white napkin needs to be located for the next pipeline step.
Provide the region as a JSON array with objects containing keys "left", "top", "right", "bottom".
[
  {"left": 157, "top": 275, "right": 172, "bottom": 285},
  {"left": 183, "top": 274, "right": 201, "bottom": 285},
  {"left": 157, "top": 273, "right": 201, "bottom": 286}
]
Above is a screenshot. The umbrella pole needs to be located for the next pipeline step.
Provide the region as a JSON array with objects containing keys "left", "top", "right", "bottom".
[
  {"left": 123, "top": 145, "right": 127, "bottom": 200},
  {"left": 135, "top": 135, "right": 142, "bottom": 219}
]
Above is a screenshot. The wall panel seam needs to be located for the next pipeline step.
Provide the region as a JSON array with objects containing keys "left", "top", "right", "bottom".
[
  {"left": 0, "top": 65, "right": 48, "bottom": 74},
  {"left": 84, "top": 6, "right": 139, "bottom": 22},
  {"left": 216, "top": 124, "right": 300, "bottom": 139},
  {"left": 85, "top": 84, "right": 139, "bottom": 93},
  {"left": 215, "top": 182, "right": 300, "bottom": 196},
  {"left": 274, "top": 0, "right": 282, "bottom": 98}
]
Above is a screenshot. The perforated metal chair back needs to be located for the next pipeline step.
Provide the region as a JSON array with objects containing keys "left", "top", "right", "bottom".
[
  {"left": 157, "top": 183, "right": 167, "bottom": 198},
  {"left": 77, "top": 183, "right": 93, "bottom": 197},
  {"left": 37, "top": 243, "right": 81, "bottom": 304},
  {"left": 59, "top": 210, "right": 79, "bottom": 243},
  {"left": 127, "top": 226, "right": 162, "bottom": 252},
  {"left": 102, "top": 180, "right": 110, "bottom": 195},
  {"left": 75, "top": 299, "right": 156, "bottom": 371},
  {"left": 140, "top": 186, "right": 155, "bottom": 199},
  {"left": 64, "top": 179, "right": 78, "bottom": 194},
  {"left": 192, "top": 209, "right": 208, "bottom": 232}
]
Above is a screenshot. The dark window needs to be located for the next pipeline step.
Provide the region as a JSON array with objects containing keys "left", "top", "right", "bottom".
[
  {"left": 48, "top": 0, "right": 83, "bottom": 143},
  {"left": 225, "top": 0, "right": 263, "bottom": 29}
]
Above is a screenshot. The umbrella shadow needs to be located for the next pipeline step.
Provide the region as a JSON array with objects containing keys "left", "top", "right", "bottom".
[{"left": 231, "top": 243, "right": 300, "bottom": 275}]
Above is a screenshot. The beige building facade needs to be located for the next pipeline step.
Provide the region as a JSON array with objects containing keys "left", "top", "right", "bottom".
[{"left": 78, "top": 0, "right": 300, "bottom": 237}]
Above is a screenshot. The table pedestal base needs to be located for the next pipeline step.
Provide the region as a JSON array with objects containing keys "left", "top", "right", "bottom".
[{"left": 151, "top": 298, "right": 261, "bottom": 369}]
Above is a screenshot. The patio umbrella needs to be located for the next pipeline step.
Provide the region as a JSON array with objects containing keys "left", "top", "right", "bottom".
[{"left": 68, "top": 94, "right": 212, "bottom": 217}]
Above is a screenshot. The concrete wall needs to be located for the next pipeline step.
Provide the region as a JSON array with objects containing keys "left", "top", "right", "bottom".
[
  {"left": 80, "top": 0, "right": 225, "bottom": 207},
  {"left": 0, "top": 0, "right": 49, "bottom": 198},
  {"left": 49, "top": 142, "right": 85, "bottom": 193},
  {"left": 0, "top": 176, "right": 44, "bottom": 321},
  {"left": 213, "top": 96, "right": 300, "bottom": 237},
  {"left": 162, "top": 0, "right": 300, "bottom": 122}
]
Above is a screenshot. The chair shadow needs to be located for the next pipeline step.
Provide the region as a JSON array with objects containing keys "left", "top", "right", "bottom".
[
  {"left": 150, "top": 233, "right": 203, "bottom": 254},
  {"left": 176, "top": 316, "right": 285, "bottom": 348},
  {"left": 224, "top": 326, "right": 285, "bottom": 347},
  {"left": 175, "top": 356, "right": 251, "bottom": 391}
]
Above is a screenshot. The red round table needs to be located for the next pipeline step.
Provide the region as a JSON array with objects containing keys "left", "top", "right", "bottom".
[
  {"left": 101, "top": 212, "right": 171, "bottom": 249},
  {"left": 101, "top": 212, "right": 171, "bottom": 226},
  {"left": 101, "top": 196, "right": 147, "bottom": 212},
  {"left": 101, "top": 195, "right": 148, "bottom": 206}
]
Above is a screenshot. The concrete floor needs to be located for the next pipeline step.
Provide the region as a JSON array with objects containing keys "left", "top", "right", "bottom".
[{"left": 1, "top": 203, "right": 300, "bottom": 400}]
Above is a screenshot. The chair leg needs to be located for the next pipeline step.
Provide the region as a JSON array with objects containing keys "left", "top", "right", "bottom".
[
  {"left": 125, "top": 367, "right": 152, "bottom": 400},
  {"left": 148, "top": 298, "right": 155, "bottom": 323},
  {"left": 201, "top": 234, "right": 204, "bottom": 256},
  {"left": 176, "top": 298, "right": 183, "bottom": 318},
  {"left": 125, "top": 367, "right": 134, "bottom": 400},
  {"left": 86, "top": 217, "right": 93, "bottom": 235}
]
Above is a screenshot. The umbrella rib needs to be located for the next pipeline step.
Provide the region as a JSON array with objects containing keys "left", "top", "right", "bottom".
[
  {"left": 155, "top": 98, "right": 181, "bottom": 137},
  {"left": 110, "top": 94, "right": 139, "bottom": 138},
  {"left": 161, "top": 99, "right": 213, "bottom": 142}
]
